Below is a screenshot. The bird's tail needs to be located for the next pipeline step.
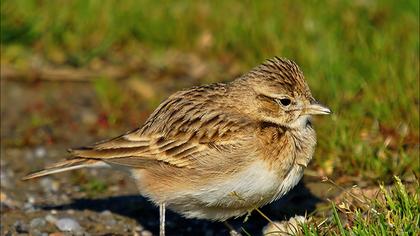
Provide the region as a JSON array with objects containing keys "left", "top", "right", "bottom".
[{"left": 22, "top": 158, "right": 100, "bottom": 180}]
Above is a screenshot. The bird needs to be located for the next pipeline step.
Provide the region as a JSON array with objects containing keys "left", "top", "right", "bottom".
[{"left": 23, "top": 57, "right": 331, "bottom": 236}]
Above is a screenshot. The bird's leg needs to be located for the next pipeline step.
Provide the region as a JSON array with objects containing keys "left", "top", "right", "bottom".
[
  {"left": 159, "top": 202, "right": 166, "bottom": 236},
  {"left": 223, "top": 221, "right": 242, "bottom": 236}
]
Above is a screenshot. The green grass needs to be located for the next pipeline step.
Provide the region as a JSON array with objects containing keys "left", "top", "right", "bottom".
[
  {"left": 2, "top": 0, "right": 418, "bottom": 181},
  {"left": 302, "top": 176, "right": 420, "bottom": 235},
  {"left": 81, "top": 179, "right": 108, "bottom": 197}
]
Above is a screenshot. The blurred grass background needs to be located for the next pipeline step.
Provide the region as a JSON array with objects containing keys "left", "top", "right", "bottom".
[
  {"left": 1, "top": 0, "right": 419, "bottom": 234},
  {"left": 3, "top": 0, "right": 418, "bottom": 181}
]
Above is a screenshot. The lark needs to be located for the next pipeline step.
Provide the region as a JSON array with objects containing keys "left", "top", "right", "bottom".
[{"left": 24, "top": 57, "right": 330, "bottom": 235}]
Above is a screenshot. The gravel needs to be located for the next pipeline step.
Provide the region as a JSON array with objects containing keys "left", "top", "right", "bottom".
[
  {"left": 0, "top": 168, "right": 13, "bottom": 188},
  {"left": 30, "top": 230, "right": 49, "bottom": 236},
  {"left": 30, "top": 217, "right": 47, "bottom": 228},
  {"left": 34, "top": 146, "right": 47, "bottom": 158},
  {"left": 263, "top": 215, "right": 307, "bottom": 235},
  {"left": 13, "top": 220, "right": 28, "bottom": 234},
  {"left": 23, "top": 202, "right": 36, "bottom": 212},
  {"left": 140, "top": 230, "right": 153, "bottom": 236},
  {"left": 40, "top": 177, "right": 60, "bottom": 193},
  {"left": 55, "top": 217, "right": 84, "bottom": 233}
]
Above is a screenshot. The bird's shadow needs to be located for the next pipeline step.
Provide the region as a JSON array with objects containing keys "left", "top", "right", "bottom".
[{"left": 41, "top": 180, "right": 321, "bottom": 236}]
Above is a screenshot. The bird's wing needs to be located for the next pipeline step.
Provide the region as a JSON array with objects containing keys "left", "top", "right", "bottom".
[
  {"left": 70, "top": 129, "right": 254, "bottom": 170},
  {"left": 69, "top": 86, "right": 257, "bottom": 169}
]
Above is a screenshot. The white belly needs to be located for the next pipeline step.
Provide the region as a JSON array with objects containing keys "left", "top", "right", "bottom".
[{"left": 168, "top": 160, "right": 304, "bottom": 220}]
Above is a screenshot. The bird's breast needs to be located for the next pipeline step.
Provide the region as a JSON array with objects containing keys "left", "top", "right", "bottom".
[
  {"left": 162, "top": 159, "right": 304, "bottom": 220},
  {"left": 176, "top": 159, "right": 294, "bottom": 208}
]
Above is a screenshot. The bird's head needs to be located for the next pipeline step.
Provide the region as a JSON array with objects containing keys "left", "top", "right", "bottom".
[{"left": 234, "top": 57, "right": 330, "bottom": 129}]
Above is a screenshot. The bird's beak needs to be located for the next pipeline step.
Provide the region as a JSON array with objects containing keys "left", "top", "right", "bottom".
[{"left": 304, "top": 103, "right": 331, "bottom": 115}]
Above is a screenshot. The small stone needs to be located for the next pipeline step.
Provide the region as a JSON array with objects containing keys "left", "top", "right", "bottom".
[
  {"left": 23, "top": 202, "right": 35, "bottom": 212},
  {"left": 263, "top": 215, "right": 306, "bottom": 236},
  {"left": 109, "top": 185, "right": 120, "bottom": 192},
  {"left": 101, "top": 210, "right": 116, "bottom": 227},
  {"left": 13, "top": 221, "right": 28, "bottom": 233},
  {"left": 0, "top": 169, "right": 12, "bottom": 188},
  {"left": 106, "top": 218, "right": 117, "bottom": 226},
  {"left": 1, "top": 191, "right": 8, "bottom": 202},
  {"left": 28, "top": 196, "right": 36, "bottom": 204},
  {"left": 81, "top": 109, "right": 97, "bottom": 126},
  {"left": 0, "top": 191, "right": 20, "bottom": 208},
  {"left": 40, "top": 178, "right": 60, "bottom": 192},
  {"left": 100, "top": 210, "right": 112, "bottom": 216},
  {"left": 140, "top": 230, "right": 153, "bottom": 236},
  {"left": 49, "top": 233, "right": 65, "bottom": 236},
  {"left": 29, "top": 229, "right": 47, "bottom": 236},
  {"left": 34, "top": 146, "right": 47, "bottom": 158},
  {"left": 30, "top": 218, "right": 47, "bottom": 228},
  {"left": 55, "top": 218, "right": 83, "bottom": 232},
  {"left": 59, "top": 194, "right": 70, "bottom": 202},
  {"left": 134, "top": 225, "right": 144, "bottom": 232},
  {"left": 45, "top": 214, "right": 57, "bottom": 223},
  {"left": 229, "top": 230, "right": 241, "bottom": 236}
]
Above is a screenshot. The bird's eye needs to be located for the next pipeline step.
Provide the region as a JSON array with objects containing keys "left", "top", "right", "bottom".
[{"left": 278, "top": 98, "right": 291, "bottom": 106}]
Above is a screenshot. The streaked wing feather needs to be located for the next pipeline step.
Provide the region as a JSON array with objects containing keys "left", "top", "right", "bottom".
[{"left": 69, "top": 85, "right": 255, "bottom": 169}]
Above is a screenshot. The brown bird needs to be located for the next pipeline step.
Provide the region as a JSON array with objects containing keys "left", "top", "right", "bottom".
[{"left": 23, "top": 57, "right": 330, "bottom": 236}]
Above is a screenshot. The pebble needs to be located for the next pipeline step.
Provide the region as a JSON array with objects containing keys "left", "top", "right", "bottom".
[
  {"left": 30, "top": 217, "right": 47, "bottom": 228},
  {"left": 30, "top": 229, "right": 48, "bottom": 236},
  {"left": 67, "top": 209, "right": 75, "bottom": 215},
  {"left": 81, "top": 110, "right": 97, "bottom": 126},
  {"left": 34, "top": 146, "right": 47, "bottom": 158},
  {"left": 45, "top": 214, "right": 58, "bottom": 223},
  {"left": 109, "top": 185, "right": 120, "bottom": 192},
  {"left": 27, "top": 195, "right": 36, "bottom": 204},
  {"left": 140, "top": 230, "right": 153, "bottom": 236},
  {"left": 0, "top": 191, "right": 20, "bottom": 208},
  {"left": 0, "top": 169, "right": 12, "bottom": 188},
  {"left": 123, "top": 226, "right": 131, "bottom": 232},
  {"left": 55, "top": 218, "right": 84, "bottom": 232},
  {"left": 106, "top": 218, "right": 117, "bottom": 226},
  {"left": 134, "top": 225, "right": 144, "bottom": 232},
  {"left": 13, "top": 221, "right": 28, "bottom": 233},
  {"left": 40, "top": 178, "right": 60, "bottom": 192},
  {"left": 49, "top": 233, "right": 66, "bottom": 236},
  {"left": 23, "top": 202, "right": 35, "bottom": 212},
  {"left": 100, "top": 210, "right": 112, "bottom": 216},
  {"left": 263, "top": 215, "right": 306, "bottom": 236},
  {"left": 134, "top": 225, "right": 152, "bottom": 236}
]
